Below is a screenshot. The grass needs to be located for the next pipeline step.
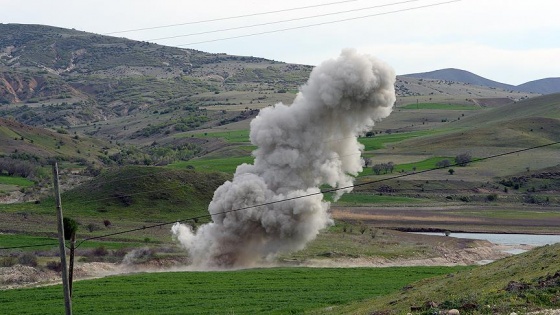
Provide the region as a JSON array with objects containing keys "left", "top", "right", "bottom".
[
  {"left": 0, "top": 166, "right": 230, "bottom": 222},
  {"left": 168, "top": 156, "right": 254, "bottom": 173},
  {"left": 0, "top": 266, "right": 465, "bottom": 314},
  {"left": 335, "top": 243, "right": 560, "bottom": 314},
  {"left": 400, "top": 102, "right": 480, "bottom": 110},
  {"left": 359, "top": 130, "right": 441, "bottom": 151},
  {"left": 0, "top": 234, "right": 146, "bottom": 251},
  {"left": 0, "top": 175, "right": 35, "bottom": 187},
  {"left": 192, "top": 129, "right": 250, "bottom": 143},
  {"left": 393, "top": 157, "right": 454, "bottom": 172},
  {"left": 328, "top": 192, "right": 428, "bottom": 205}
]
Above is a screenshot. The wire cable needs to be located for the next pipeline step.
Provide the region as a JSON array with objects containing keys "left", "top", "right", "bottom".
[
  {"left": 175, "top": 0, "right": 461, "bottom": 46},
  {"left": 3, "top": 140, "right": 557, "bottom": 251},
  {"left": 70, "top": 140, "right": 558, "bottom": 249},
  {"left": 147, "top": 0, "right": 424, "bottom": 42},
  {"left": 104, "top": 0, "right": 361, "bottom": 35}
]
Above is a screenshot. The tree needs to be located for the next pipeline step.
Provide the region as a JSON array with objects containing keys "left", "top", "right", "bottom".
[
  {"left": 372, "top": 164, "right": 383, "bottom": 175},
  {"left": 455, "top": 153, "right": 472, "bottom": 166},
  {"left": 363, "top": 157, "right": 372, "bottom": 168},
  {"left": 448, "top": 168, "right": 455, "bottom": 175},
  {"left": 387, "top": 162, "right": 395, "bottom": 173},
  {"left": 436, "top": 159, "right": 451, "bottom": 168}
]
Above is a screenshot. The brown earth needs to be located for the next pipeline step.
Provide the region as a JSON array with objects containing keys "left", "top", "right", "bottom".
[{"left": 332, "top": 205, "right": 560, "bottom": 234}]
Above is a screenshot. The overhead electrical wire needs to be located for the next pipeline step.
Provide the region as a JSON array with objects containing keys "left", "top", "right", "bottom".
[
  {"left": 2, "top": 140, "right": 557, "bottom": 251},
  {"left": 175, "top": 0, "right": 461, "bottom": 46},
  {"left": 146, "top": 0, "right": 425, "bottom": 42},
  {"left": 104, "top": 0, "right": 362, "bottom": 35}
]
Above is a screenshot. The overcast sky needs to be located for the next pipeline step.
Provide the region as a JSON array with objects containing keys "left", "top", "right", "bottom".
[{"left": 2, "top": 0, "right": 559, "bottom": 85}]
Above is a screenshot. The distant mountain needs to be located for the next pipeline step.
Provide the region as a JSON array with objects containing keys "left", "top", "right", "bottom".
[
  {"left": 403, "top": 68, "right": 560, "bottom": 94},
  {"left": 516, "top": 78, "right": 560, "bottom": 94},
  {"left": 403, "top": 68, "right": 514, "bottom": 90}
]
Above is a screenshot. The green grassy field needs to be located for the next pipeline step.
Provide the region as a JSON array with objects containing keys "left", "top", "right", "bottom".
[
  {"left": 0, "top": 175, "right": 35, "bottom": 187},
  {"left": 191, "top": 129, "right": 250, "bottom": 143},
  {"left": 168, "top": 155, "right": 254, "bottom": 173},
  {"left": 0, "top": 266, "right": 465, "bottom": 314},
  {"left": 325, "top": 192, "right": 429, "bottom": 205},
  {"left": 392, "top": 157, "right": 455, "bottom": 172},
  {"left": 359, "top": 130, "right": 441, "bottom": 151},
  {"left": 400, "top": 103, "right": 480, "bottom": 110},
  {"left": 0, "top": 234, "right": 147, "bottom": 251}
]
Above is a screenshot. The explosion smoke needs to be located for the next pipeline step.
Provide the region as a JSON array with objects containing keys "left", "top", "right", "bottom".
[{"left": 172, "top": 49, "right": 396, "bottom": 268}]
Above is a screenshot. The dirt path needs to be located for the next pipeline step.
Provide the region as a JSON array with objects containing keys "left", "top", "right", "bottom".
[{"left": 1, "top": 240, "right": 519, "bottom": 290}]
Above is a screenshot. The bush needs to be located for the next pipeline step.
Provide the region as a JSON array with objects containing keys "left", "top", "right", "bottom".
[
  {"left": 18, "top": 253, "right": 38, "bottom": 267},
  {"left": 92, "top": 246, "right": 108, "bottom": 257},
  {"left": 86, "top": 223, "right": 101, "bottom": 232},
  {"left": 46, "top": 261, "right": 62, "bottom": 272},
  {"left": 455, "top": 153, "right": 472, "bottom": 166},
  {"left": 0, "top": 256, "right": 17, "bottom": 267},
  {"left": 486, "top": 194, "right": 498, "bottom": 202},
  {"left": 436, "top": 159, "right": 451, "bottom": 168}
]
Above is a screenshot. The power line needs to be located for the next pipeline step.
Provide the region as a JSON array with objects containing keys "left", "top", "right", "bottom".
[
  {"left": 3, "top": 140, "right": 558, "bottom": 251},
  {"left": 104, "top": 0, "right": 361, "bottom": 35},
  {"left": 175, "top": 0, "right": 461, "bottom": 47},
  {"left": 71, "top": 140, "right": 560, "bottom": 249},
  {"left": 147, "top": 0, "right": 424, "bottom": 42},
  {"left": 58, "top": 135, "right": 559, "bottom": 207}
]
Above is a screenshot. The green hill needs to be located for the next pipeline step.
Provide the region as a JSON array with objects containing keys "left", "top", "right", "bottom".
[
  {"left": 324, "top": 242, "right": 560, "bottom": 314},
  {"left": 56, "top": 166, "right": 231, "bottom": 220}
]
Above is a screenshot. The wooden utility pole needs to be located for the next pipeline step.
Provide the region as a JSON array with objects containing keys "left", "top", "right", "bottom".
[{"left": 53, "top": 162, "right": 73, "bottom": 315}]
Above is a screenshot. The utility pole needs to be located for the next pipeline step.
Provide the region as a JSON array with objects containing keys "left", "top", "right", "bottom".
[{"left": 53, "top": 162, "right": 73, "bottom": 315}]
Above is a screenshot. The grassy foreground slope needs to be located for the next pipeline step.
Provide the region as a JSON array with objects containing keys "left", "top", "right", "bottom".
[{"left": 327, "top": 243, "right": 560, "bottom": 314}]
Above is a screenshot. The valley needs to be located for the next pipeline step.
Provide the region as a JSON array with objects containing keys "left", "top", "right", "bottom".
[{"left": 0, "top": 23, "right": 559, "bottom": 314}]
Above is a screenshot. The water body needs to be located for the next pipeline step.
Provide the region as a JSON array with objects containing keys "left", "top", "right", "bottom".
[
  {"left": 415, "top": 232, "right": 560, "bottom": 247},
  {"left": 414, "top": 232, "right": 560, "bottom": 256}
]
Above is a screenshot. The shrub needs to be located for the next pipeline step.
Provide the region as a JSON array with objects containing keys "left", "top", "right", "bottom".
[
  {"left": 18, "top": 253, "right": 38, "bottom": 267},
  {"left": 46, "top": 261, "right": 62, "bottom": 272},
  {"left": 0, "top": 256, "right": 17, "bottom": 267},
  {"left": 92, "top": 246, "right": 108, "bottom": 257},
  {"left": 86, "top": 223, "right": 101, "bottom": 232},
  {"left": 459, "top": 196, "right": 470, "bottom": 202},
  {"left": 455, "top": 153, "right": 472, "bottom": 166},
  {"left": 436, "top": 159, "right": 451, "bottom": 168}
]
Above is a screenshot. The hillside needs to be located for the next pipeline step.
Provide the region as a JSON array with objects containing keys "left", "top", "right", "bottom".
[
  {"left": 379, "top": 93, "right": 560, "bottom": 153},
  {"left": 1, "top": 24, "right": 538, "bottom": 136},
  {"left": 328, "top": 242, "right": 560, "bottom": 314},
  {"left": 0, "top": 117, "right": 113, "bottom": 164},
  {"left": 0, "top": 23, "right": 311, "bottom": 126},
  {"left": 517, "top": 77, "right": 560, "bottom": 94},
  {"left": 403, "top": 68, "right": 514, "bottom": 90},
  {"left": 404, "top": 68, "right": 560, "bottom": 94}
]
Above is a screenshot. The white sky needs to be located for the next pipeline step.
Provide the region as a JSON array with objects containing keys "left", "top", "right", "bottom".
[{"left": 2, "top": 0, "right": 559, "bottom": 85}]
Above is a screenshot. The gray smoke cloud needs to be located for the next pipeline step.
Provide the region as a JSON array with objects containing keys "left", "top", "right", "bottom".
[{"left": 172, "top": 49, "right": 395, "bottom": 268}]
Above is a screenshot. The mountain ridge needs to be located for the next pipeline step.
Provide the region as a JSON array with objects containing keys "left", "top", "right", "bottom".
[{"left": 403, "top": 68, "right": 560, "bottom": 94}]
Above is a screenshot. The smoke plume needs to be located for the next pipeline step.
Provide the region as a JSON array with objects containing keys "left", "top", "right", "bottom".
[{"left": 172, "top": 49, "right": 395, "bottom": 268}]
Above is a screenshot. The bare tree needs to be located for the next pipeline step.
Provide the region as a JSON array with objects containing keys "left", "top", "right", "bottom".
[
  {"left": 455, "top": 153, "right": 472, "bottom": 166},
  {"left": 436, "top": 159, "right": 451, "bottom": 168}
]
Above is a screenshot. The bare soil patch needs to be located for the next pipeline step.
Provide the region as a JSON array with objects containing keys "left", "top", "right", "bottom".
[{"left": 333, "top": 205, "right": 560, "bottom": 234}]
